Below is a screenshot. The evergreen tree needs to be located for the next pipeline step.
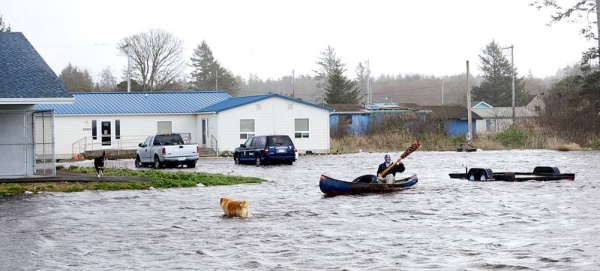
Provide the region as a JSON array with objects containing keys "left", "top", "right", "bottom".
[
  {"left": 117, "top": 79, "right": 144, "bottom": 91},
  {"left": 189, "top": 40, "right": 240, "bottom": 96},
  {"left": 313, "top": 45, "right": 343, "bottom": 103},
  {"left": 0, "top": 14, "right": 11, "bottom": 32},
  {"left": 472, "top": 40, "right": 527, "bottom": 106},
  {"left": 324, "top": 65, "right": 362, "bottom": 104},
  {"left": 59, "top": 63, "right": 95, "bottom": 92}
]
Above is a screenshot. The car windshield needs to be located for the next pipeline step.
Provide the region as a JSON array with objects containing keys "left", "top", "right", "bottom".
[{"left": 267, "top": 136, "right": 293, "bottom": 146}]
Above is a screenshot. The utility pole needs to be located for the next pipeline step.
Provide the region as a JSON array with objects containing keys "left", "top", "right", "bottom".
[
  {"left": 502, "top": 45, "right": 515, "bottom": 124},
  {"left": 509, "top": 46, "right": 515, "bottom": 123},
  {"left": 466, "top": 61, "right": 472, "bottom": 148},
  {"left": 124, "top": 44, "right": 131, "bottom": 92},
  {"left": 367, "top": 59, "right": 371, "bottom": 104},
  {"left": 215, "top": 69, "right": 218, "bottom": 90},
  {"left": 292, "top": 69, "right": 295, "bottom": 98},
  {"left": 441, "top": 80, "right": 445, "bottom": 105},
  {"left": 597, "top": 0, "right": 600, "bottom": 58}
]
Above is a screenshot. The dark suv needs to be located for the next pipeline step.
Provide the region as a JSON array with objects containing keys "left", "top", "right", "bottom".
[{"left": 234, "top": 135, "right": 297, "bottom": 166}]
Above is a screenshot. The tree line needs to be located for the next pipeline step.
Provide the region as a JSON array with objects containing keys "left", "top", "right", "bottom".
[
  {"left": 1, "top": 11, "right": 569, "bottom": 108},
  {"left": 51, "top": 26, "right": 565, "bottom": 108}
]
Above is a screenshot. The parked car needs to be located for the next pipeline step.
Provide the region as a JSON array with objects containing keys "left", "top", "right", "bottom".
[
  {"left": 136, "top": 133, "right": 199, "bottom": 169},
  {"left": 234, "top": 135, "right": 297, "bottom": 166}
]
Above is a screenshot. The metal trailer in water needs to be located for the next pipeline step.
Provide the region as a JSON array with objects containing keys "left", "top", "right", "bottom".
[{"left": 449, "top": 166, "right": 575, "bottom": 182}]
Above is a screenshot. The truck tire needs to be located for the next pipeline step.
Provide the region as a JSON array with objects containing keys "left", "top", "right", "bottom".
[
  {"left": 234, "top": 154, "right": 240, "bottom": 165},
  {"left": 154, "top": 156, "right": 162, "bottom": 169},
  {"left": 135, "top": 155, "right": 143, "bottom": 168}
]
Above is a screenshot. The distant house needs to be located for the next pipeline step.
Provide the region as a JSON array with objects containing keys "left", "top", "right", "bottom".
[
  {"left": 472, "top": 101, "right": 493, "bottom": 109},
  {"left": 328, "top": 103, "right": 420, "bottom": 136},
  {"left": 35, "top": 93, "right": 333, "bottom": 159},
  {"left": 0, "top": 32, "right": 74, "bottom": 177},
  {"left": 471, "top": 94, "right": 543, "bottom": 133},
  {"left": 421, "top": 105, "right": 482, "bottom": 137},
  {"left": 328, "top": 104, "right": 371, "bottom": 136}
]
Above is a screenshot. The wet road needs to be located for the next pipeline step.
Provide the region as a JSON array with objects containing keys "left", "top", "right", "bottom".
[{"left": 1, "top": 150, "right": 599, "bottom": 270}]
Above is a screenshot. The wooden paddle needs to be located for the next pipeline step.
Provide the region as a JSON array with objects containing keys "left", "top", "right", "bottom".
[{"left": 379, "top": 139, "right": 421, "bottom": 177}]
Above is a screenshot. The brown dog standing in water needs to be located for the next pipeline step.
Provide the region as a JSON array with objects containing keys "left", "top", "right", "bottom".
[{"left": 220, "top": 197, "right": 250, "bottom": 218}]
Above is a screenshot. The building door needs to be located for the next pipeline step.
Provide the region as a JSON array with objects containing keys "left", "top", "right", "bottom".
[{"left": 101, "top": 121, "right": 111, "bottom": 147}]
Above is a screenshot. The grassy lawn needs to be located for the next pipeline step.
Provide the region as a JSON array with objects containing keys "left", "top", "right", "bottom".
[{"left": 0, "top": 167, "right": 265, "bottom": 196}]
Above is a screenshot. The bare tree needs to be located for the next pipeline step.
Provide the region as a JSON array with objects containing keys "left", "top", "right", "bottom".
[
  {"left": 116, "top": 29, "right": 185, "bottom": 91},
  {"left": 96, "top": 66, "right": 117, "bottom": 91}
]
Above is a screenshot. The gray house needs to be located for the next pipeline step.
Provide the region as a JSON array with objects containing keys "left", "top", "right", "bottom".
[{"left": 0, "top": 32, "right": 74, "bottom": 178}]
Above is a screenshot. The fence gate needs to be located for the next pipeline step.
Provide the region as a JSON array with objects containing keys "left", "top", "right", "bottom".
[{"left": 0, "top": 110, "right": 55, "bottom": 178}]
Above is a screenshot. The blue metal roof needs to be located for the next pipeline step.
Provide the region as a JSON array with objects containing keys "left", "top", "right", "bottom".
[
  {"left": 35, "top": 91, "right": 231, "bottom": 114},
  {"left": 197, "top": 94, "right": 333, "bottom": 113},
  {"left": 0, "top": 32, "right": 73, "bottom": 99}
]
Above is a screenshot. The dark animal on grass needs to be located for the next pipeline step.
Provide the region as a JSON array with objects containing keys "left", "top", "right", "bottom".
[{"left": 94, "top": 151, "right": 106, "bottom": 178}]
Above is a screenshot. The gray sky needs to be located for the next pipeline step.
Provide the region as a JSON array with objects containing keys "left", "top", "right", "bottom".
[{"left": 1, "top": 0, "right": 592, "bottom": 82}]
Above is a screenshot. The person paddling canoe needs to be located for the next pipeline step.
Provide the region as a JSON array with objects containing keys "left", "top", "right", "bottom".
[{"left": 377, "top": 153, "right": 406, "bottom": 184}]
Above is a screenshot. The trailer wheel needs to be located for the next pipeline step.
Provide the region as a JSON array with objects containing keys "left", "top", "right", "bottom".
[
  {"left": 479, "top": 173, "right": 487, "bottom": 181},
  {"left": 468, "top": 172, "right": 477, "bottom": 181},
  {"left": 477, "top": 168, "right": 494, "bottom": 181}
]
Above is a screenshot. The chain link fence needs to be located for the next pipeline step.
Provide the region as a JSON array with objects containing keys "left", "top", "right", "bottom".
[{"left": 0, "top": 110, "right": 55, "bottom": 178}]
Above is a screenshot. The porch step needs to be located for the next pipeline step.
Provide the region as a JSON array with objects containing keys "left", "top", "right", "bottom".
[{"left": 199, "top": 147, "right": 216, "bottom": 157}]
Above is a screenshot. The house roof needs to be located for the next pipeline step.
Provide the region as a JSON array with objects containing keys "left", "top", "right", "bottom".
[
  {"left": 421, "top": 105, "right": 483, "bottom": 120},
  {"left": 326, "top": 104, "right": 370, "bottom": 114},
  {"left": 472, "top": 107, "right": 538, "bottom": 119},
  {"left": 398, "top": 103, "right": 423, "bottom": 110},
  {"left": 34, "top": 91, "right": 231, "bottom": 114},
  {"left": 197, "top": 94, "right": 333, "bottom": 113},
  {"left": 0, "top": 32, "right": 73, "bottom": 103},
  {"left": 472, "top": 101, "right": 493, "bottom": 108}
]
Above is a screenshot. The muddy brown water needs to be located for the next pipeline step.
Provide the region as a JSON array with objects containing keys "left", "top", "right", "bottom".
[{"left": 1, "top": 150, "right": 599, "bottom": 270}]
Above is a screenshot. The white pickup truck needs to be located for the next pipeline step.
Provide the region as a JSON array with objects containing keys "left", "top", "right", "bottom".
[{"left": 135, "top": 133, "right": 199, "bottom": 169}]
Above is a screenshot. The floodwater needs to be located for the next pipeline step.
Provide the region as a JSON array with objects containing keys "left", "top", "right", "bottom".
[{"left": 1, "top": 150, "right": 599, "bottom": 270}]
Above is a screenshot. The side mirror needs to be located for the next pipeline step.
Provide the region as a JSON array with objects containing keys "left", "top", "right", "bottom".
[
  {"left": 138, "top": 143, "right": 144, "bottom": 147},
  {"left": 240, "top": 144, "right": 245, "bottom": 148}
]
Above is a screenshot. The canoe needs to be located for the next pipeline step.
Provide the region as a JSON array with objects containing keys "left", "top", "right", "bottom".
[
  {"left": 449, "top": 166, "right": 575, "bottom": 182},
  {"left": 319, "top": 173, "right": 418, "bottom": 196}
]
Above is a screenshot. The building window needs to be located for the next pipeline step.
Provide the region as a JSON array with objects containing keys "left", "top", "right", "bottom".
[
  {"left": 240, "top": 119, "right": 255, "bottom": 139},
  {"left": 295, "top": 118, "right": 309, "bottom": 138},
  {"left": 115, "top": 120, "right": 121, "bottom": 139},
  {"left": 339, "top": 115, "right": 352, "bottom": 125},
  {"left": 92, "top": 120, "right": 97, "bottom": 140},
  {"left": 534, "top": 105, "right": 541, "bottom": 112},
  {"left": 157, "top": 121, "right": 172, "bottom": 134}
]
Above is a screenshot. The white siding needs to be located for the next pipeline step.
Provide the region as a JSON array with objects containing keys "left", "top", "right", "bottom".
[
  {"left": 215, "top": 97, "right": 330, "bottom": 154},
  {"left": 54, "top": 114, "right": 199, "bottom": 159}
]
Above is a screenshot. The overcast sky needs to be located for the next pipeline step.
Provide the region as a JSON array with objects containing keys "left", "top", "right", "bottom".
[{"left": 1, "top": 0, "right": 593, "bottom": 82}]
